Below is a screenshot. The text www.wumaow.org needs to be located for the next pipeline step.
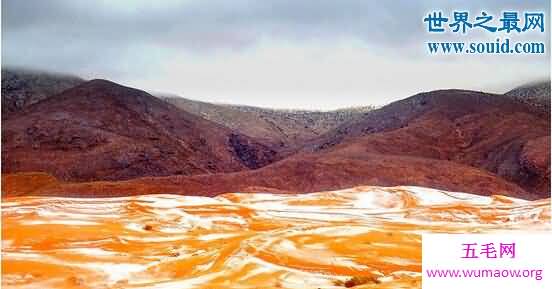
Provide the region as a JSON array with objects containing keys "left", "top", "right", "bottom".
[{"left": 425, "top": 267, "right": 543, "bottom": 280}]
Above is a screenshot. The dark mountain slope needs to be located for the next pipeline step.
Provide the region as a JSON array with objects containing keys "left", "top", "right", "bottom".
[{"left": 2, "top": 79, "right": 277, "bottom": 181}]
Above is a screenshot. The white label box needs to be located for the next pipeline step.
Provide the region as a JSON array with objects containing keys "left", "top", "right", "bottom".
[{"left": 422, "top": 233, "right": 552, "bottom": 289}]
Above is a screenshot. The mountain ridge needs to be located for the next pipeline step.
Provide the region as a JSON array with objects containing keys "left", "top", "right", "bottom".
[
  {"left": 1, "top": 69, "right": 549, "bottom": 200},
  {"left": 163, "top": 95, "right": 374, "bottom": 148}
]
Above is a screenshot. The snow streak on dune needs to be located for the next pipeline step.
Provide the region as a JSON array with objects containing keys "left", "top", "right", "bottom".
[{"left": 2, "top": 186, "right": 550, "bottom": 289}]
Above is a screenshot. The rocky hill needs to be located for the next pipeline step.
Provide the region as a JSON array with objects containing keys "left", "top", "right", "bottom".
[
  {"left": 303, "top": 89, "right": 550, "bottom": 198},
  {"left": 2, "top": 79, "right": 277, "bottom": 181}
]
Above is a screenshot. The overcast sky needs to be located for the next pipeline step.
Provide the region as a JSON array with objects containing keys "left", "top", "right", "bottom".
[{"left": 2, "top": 0, "right": 550, "bottom": 109}]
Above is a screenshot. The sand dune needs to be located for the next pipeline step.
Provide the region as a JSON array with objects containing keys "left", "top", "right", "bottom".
[{"left": 2, "top": 186, "right": 549, "bottom": 289}]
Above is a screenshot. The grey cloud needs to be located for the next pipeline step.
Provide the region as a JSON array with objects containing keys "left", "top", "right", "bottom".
[
  {"left": 1, "top": 0, "right": 549, "bottom": 109},
  {"left": 3, "top": 0, "right": 549, "bottom": 58}
]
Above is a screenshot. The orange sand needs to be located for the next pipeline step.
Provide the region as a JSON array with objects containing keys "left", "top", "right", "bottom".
[{"left": 2, "top": 186, "right": 550, "bottom": 288}]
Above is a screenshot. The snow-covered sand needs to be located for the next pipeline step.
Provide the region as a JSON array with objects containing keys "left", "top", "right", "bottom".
[{"left": 2, "top": 186, "right": 550, "bottom": 288}]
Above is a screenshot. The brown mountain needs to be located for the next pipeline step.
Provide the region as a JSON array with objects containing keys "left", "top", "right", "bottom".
[
  {"left": 1, "top": 79, "right": 277, "bottom": 181},
  {"left": 304, "top": 89, "right": 550, "bottom": 198},
  {"left": 5, "top": 88, "right": 548, "bottom": 200},
  {"left": 1, "top": 68, "right": 84, "bottom": 118},
  {"left": 163, "top": 96, "right": 373, "bottom": 148}
]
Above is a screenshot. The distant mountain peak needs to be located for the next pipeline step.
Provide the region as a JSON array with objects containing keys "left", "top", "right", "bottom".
[
  {"left": 1, "top": 68, "right": 85, "bottom": 117},
  {"left": 505, "top": 81, "right": 550, "bottom": 116}
]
